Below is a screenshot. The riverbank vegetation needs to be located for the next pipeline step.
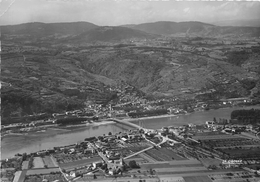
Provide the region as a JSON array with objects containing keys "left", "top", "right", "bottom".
[{"left": 231, "top": 109, "right": 260, "bottom": 124}]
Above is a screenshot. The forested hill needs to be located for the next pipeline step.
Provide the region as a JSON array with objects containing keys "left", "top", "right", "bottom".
[{"left": 122, "top": 21, "right": 260, "bottom": 37}]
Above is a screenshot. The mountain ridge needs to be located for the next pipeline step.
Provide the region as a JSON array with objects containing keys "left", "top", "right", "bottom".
[{"left": 2, "top": 20, "right": 260, "bottom": 40}]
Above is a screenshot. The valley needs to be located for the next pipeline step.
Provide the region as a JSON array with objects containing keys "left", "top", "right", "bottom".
[{"left": 1, "top": 21, "right": 260, "bottom": 124}]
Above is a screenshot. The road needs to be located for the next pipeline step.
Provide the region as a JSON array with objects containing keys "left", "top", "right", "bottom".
[
  {"left": 124, "top": 146, "right": 154, "bottom": 160},
  {"left": 108, "top": 118, "right": 180, "bottom": 146}
]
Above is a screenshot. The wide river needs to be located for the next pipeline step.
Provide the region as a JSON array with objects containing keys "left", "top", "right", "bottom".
[{"left": 1, "top": 105, "right": 260, "bottom": 159}]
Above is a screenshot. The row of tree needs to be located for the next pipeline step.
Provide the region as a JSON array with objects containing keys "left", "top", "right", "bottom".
[
  {"left": 128, "top": 109, "right": 168, "bottom": 118},
  {"left": 231, "top": 109, "right": 260, "bottom": 119}
]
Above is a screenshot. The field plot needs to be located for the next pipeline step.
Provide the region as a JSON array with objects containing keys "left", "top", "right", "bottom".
[
  {"left": 168, "top": 159, "right": 203, "bottom": 166},
  {"left": 125, "top": 156, "right": 147, "bottom": 164},
  {"left": 26, "top": 168, "right": 60, "bottom": 175},
  {"left": 209, "top": 171, "right": 260, "bottom": 182},
  {"left": 141, "top": 161, "right": 203, "bottom": 169},
  {"left": 33, "top": 157, "right": 44, "bottom": 168},
  {"left": 199, "top": 158, "right": 222, "bottom": 168},
  {"left": 201, "top": 138, "right": 260, "bottom": 148},
  {"left": 125, "top": 142, "right": 151, "bottom": 153},
  {"left": 59, "top": 156, "right": 101, "bottom": 170},
  {"left": 22, "top": 161, "right": 29, "bottom": 170},
  {"left": 145, "top": 148, "right": 185, "bottom": 161},
  {"left": 53, "top": 153, "right": 99, "bottom": 164},
  {"left": 42, "top": 156, "right": 57, "bottom": 168},
  {"left": 138, "top": 152, "right": 157, "bottom": 163},
  {"left": 13, "top": 171, "right": 22, "bottom": 182},
  {"left": 24, "top": 173, "right": 66, "bottom": 182},
  {"left": 221, "top": 148, "right": 260, "bottom": 159},
  {"left": 183, "top": 176, "right": 212, "bottom": 182},
  {"left": 192, "top": 134, "right": 244, "bottom": 140},
  {"left": 154, "top": 167, "right": 208, "bottom": 175}
]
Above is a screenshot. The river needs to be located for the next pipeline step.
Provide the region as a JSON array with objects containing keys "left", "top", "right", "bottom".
[{"left": 1, "top": 105, "right": 259, "bottom": 159}]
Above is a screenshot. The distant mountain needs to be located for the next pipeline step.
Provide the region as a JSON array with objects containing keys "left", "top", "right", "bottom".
[
  {"left": 212, "top": 19, "right": 260, "bottom": 27},
  {"left": 1, "top": 22, "right": 98, "bottom": 37},
  {"left": 71, "top": 26, "right": 158, "bottom": 42},
  {"left": 120, "top": 24, "right": 137, "bottom": 28},
  {"left": 127, "top": 21, "right": 214, "bottom": 35},
  {"left": 126, "top": 21, "right": 260, "bottom": 37},
  {"left": 2, "top": 21, "right": 260, "bottom": 42}
]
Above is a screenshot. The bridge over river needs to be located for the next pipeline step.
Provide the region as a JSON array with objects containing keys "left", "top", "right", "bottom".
[
  {"left": 106, "top": 118, "right": 180, "bottom": 146},
  {"left": 106, "top": 118, "right": 152, "bottom": 133}
]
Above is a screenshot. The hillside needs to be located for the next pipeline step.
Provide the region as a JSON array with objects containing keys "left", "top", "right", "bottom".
[
  {"left": 212, "top": 19, "right": 260, "bottom": 27},
  {"left": 1, "top": 22, "right": 98, "bottom": 40},
  {"left": 2, "top": 21, "right": 260, "bottom": 120},
  {"left": 71, "top": 26, "right": 158, "bottom": 42},
  {"left": 127, "top": 21, "right": 260, "bottom": 37},
  {"left": 1, "top": 53, "right": 118, "bottom": 119},
  {"left": 130, "top": 21, "right": 213, "bottom": 35},
  {"left": 69, "top": 45, "right": 260, "bottom": 99}
]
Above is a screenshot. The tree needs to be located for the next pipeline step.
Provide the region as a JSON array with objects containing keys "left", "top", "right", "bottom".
[
  {"left": 108, "top": 132, "right": 112, "bottom": 136},
  {"left": 128, "top": 160, "right": 140, "bottom": 169},
  {"left": 22, "top": 153, "right": 27, "bottom": 161}
]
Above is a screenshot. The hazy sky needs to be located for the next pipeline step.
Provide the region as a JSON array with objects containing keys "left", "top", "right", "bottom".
[{"left": 0, "top": 0, "right": 260, "bottom": 26}]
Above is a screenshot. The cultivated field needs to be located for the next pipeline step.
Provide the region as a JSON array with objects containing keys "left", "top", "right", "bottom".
[
  {"left": 24, "top": 173, "right": 66, "bottom": 182},
  {"left": 192, "top": 134, "right": 245, "bottom": 140},
  {"left": 145, "top": 148, "right": 186, "bottom": 161},
  {"left": 42, "top": 156, "right": 57, "bottom": 168},
  {"left": 183, "top": 176, "right": 212, "bottom": 182},
  {"left": 58, "top": 156, "right": 101, "bottom": 170},
  {"left": 22, "top": 161, "right": 29, "bottom": 170},
  {"left": 33, "top": 157, "right": 45, "bottom": 168},
  {"left": 26, "top": 168, "right": 60, "bottom": 175},
  {"left": 221, "top": 148, "right": 260, "bottom": 159}
]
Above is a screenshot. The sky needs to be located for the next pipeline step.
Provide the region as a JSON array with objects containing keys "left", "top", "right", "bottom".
[{"left": 0, "top": 0, "right": 260, "bottom": 26}]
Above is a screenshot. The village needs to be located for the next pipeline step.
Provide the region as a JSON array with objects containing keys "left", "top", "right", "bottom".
[{"left": 1, "top": 111, "right": 260, "bottom": 182}]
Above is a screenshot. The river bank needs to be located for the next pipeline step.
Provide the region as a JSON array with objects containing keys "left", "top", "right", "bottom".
[{"left": 2, "top": 105, "right": 260, "bottom": 159}]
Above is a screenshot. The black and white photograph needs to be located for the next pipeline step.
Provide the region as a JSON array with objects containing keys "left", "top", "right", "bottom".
[{"left": 1, "top": 0, "right": 260, "bottom": 181}]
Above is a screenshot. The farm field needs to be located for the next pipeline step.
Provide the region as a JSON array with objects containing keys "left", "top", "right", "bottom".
[
  {"left": 42, "top": 156, "right": 57, "bottom": 168},
  {"left": 154, "top": 166, "right": 207, "bottom": 173},
  {"left": 58, "top": 156, "right": 101, "bottom": 170},
  {"left": 199, "top": 158, "right": 222, "bottom": 168},
  {"left": 168, "top": 159, "right": 203, "bottom": 166},
  {"left": 22, "top": 161, "right": 29, "bottom": 170},
  {"left": 201, "top": 138, "right": 260, "bottom": 148},
  {"left": 24, "top": 173, "right": 66, "bottom": 182},
  {"left": 220, "top": 148, "right": 260, "bottom": 158},
  {"left": 124, "top": 156, "right": 147, "bottom": 164},
  {"left": 13, "top": 170, "right": 27, "bottom": 182},
  {"left": 13, "top": 171, "right": 22, "bottom": 182},
  {"left": 26, "top": 168, "right": 60, "bottom": 175},
  {"left": 33, "top": 157, "right": 44, "bottom": 168},
  {"left": 145, "top": 148, "right": 185, "bottom": 161},
  {"left": 124, "top": 142, "right": 151, "bottom": 153},
  {"left": 156, "top": 168, "right": 246, "bottom": 176},
  {"left": 183, "top": 176, "right": 212, "bottom": 182},
  {"left": 53, "top": 153, "right": 99, "bottom": 164},
  {"left": 209, "top": 171, "right": 260, "bottom": 182},
  {"left": 192, "top": 134, "right": 245, "bottom": 140},
  {"left": 140, "top": 161, "right": 203, "bottom": 169},
  {"left": 138, "top": 152, "right": 157, "bottom": 163}
]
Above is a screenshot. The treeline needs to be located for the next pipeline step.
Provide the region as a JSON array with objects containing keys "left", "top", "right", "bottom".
[
  {"left": 1, "top": 113, "right": 51, "bottom": 125},
  {"left": 56, "top": 117, "right": 92, "bottom": 125},
  {"left": 231, "top": 109, "right": 260, "bottom": 124},
  {"left": 128, "top": 109, "right": 168, "bottom": 118}
]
